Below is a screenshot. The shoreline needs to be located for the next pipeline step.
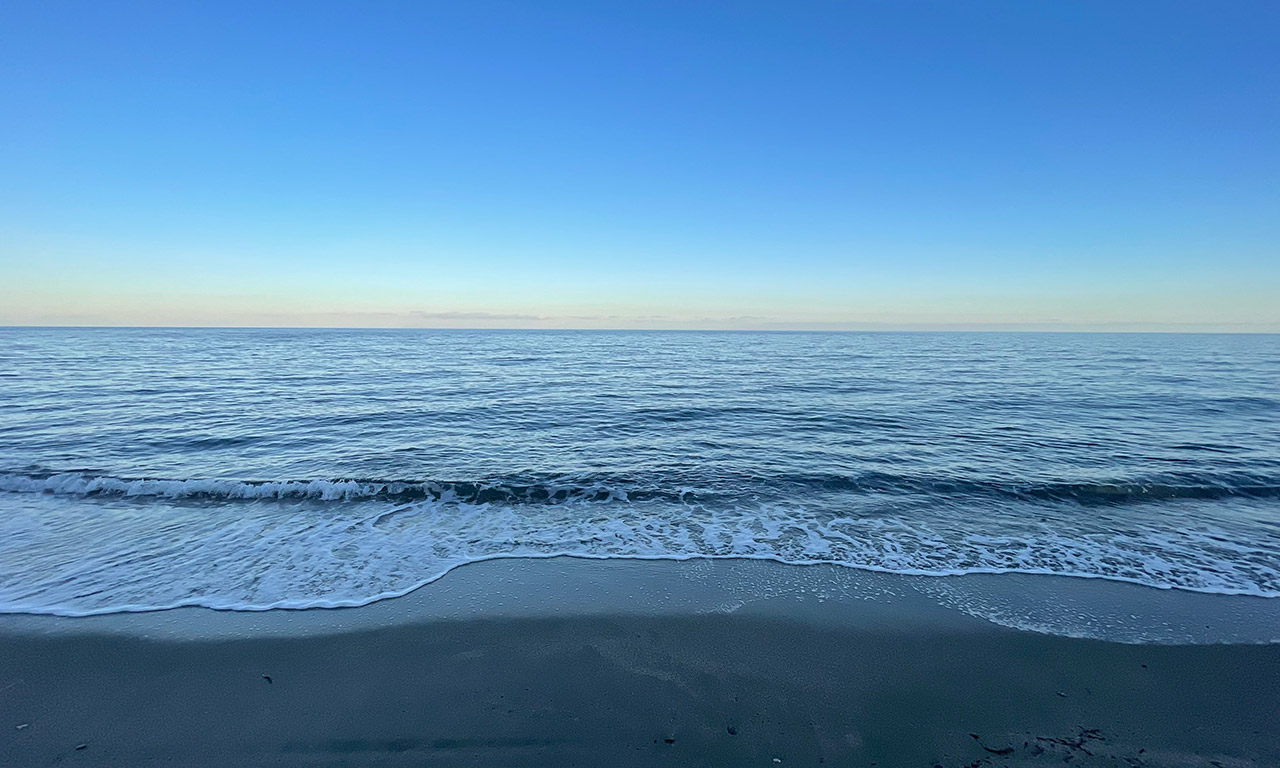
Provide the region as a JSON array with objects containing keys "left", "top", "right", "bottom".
[
  {"left": 2, "top": 556, "right": 1276, "bottom": 645},
  {"left": 4, "top": 547, "right": 1280, "bottom": 617},
  {"left": 3, "top": 558, "right": 1279, "bottom": 766}
]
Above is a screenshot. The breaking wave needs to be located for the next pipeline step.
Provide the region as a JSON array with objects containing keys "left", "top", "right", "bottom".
[
  {"left": 1, "top": 470, "right": 1278, "bottom": 616},
  {"left": 3, "top": 470, "right": 1277, "bottom": 506}
]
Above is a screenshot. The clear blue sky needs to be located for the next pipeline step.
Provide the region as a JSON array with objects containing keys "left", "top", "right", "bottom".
[{"left": 2, "top": 1, "right": 1277, "bottom": 330}]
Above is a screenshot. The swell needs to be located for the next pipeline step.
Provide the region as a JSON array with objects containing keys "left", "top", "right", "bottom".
[
  {"left": 771, "top": 471, "right": 1280, "bottom": 503},
  {"left": 3, "top": 469, "right": 1279, "bottom": 506},
  {"left": 0, "top": 472, "right": 643, "bottom": 504}
]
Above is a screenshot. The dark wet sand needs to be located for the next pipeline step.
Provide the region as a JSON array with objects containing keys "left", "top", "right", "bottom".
[
  {"left": 4, "top": 559, "right": 1279, "bottom": 767},
  {"left": 3, "top": 610, "right": 1279, "bottom": 767}
]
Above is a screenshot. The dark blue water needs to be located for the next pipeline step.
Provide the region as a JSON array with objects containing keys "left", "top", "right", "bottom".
[{"left": 1, "top": 328, "right": 1277, "bottom": 615}]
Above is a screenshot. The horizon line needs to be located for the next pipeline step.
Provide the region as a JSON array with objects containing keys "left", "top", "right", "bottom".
[{"left": 3, "top": 324, "right": 1278, "bottom": 335}]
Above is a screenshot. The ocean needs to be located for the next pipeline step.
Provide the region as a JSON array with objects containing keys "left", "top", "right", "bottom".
[{"left": 1, "top": 328, "right": 1277, "bottom": 618}]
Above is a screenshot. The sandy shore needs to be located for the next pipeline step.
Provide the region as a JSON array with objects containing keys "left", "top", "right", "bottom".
[{"left": 2, "top": 558, "right": 1277, "bottom": 767}]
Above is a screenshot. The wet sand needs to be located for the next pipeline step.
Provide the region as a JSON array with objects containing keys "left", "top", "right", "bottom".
[{"left": 2, "top": 559, "right": 1277, "bottom": 767}]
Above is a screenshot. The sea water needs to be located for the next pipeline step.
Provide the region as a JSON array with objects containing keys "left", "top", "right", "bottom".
[{"left": 0, "top": 328, "right": 1276, "bottom": 618}]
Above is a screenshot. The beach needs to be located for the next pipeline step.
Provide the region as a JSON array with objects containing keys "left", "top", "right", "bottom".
[
  {"left": 3, "top": 558, "right": 1277, "bottom": 767},
  {"left": 2, "top": 330, "right": 1277, "bottom": 767}
]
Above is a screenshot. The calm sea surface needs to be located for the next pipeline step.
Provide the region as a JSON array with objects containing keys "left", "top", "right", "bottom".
[{"left": 0, "top": 328, "right": 1277, "bottom": 615}]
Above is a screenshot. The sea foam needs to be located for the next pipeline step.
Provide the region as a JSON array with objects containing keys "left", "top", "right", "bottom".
[{"left": 1, "top": 475, "right": 1276, "bottom": 617}]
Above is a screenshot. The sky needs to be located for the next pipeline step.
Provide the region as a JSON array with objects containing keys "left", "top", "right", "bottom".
[{"left": 1, "top": 1, "right": 1277, "bottom": 331}]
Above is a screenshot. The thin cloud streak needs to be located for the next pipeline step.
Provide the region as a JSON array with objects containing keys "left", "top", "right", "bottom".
[{"left": 3, "top": 307, "right": 1278, "bottom": 333}]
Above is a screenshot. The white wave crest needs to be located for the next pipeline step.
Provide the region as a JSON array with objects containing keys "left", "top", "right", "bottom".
[{"left": 0, "top": 472, "right": 413, "bottom": 500}]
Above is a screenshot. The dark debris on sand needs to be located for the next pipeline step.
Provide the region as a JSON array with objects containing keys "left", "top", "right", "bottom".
[{"left": 938, "top": 727, "right": 1164, "bottom": 767}]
